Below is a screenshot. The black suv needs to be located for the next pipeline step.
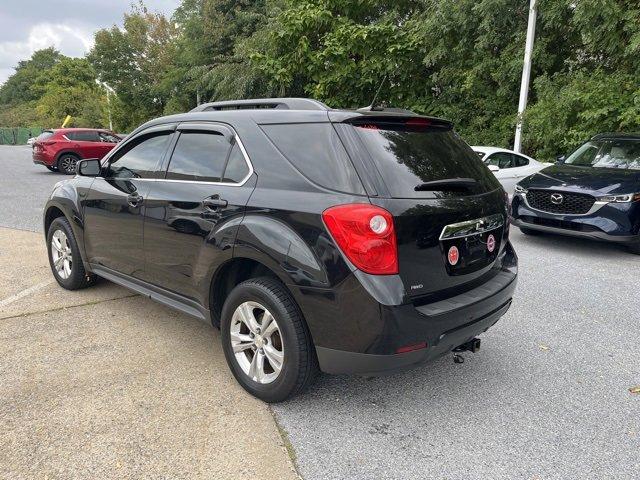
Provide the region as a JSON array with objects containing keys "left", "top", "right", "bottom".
[{"left": 44, "top": 98, "right": 518, "bottom": 402}]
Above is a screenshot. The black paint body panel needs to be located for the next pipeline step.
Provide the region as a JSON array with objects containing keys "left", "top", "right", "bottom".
[{"left": 44, "top": 106, "right": 518, "bottom": 375}]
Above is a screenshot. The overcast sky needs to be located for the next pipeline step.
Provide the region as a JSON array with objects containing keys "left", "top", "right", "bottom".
[{"left": 0, "top": 0, "right": 181, "bottom": 85}]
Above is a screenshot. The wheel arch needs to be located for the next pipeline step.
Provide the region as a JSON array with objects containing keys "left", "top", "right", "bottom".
[
  {"left": 44, "top": 205, "right": 66, "bottom": 234},
  {"left": 209, "top": 256, "right": 291, "bottom": 328},
  {"left": 43, "top": 198, "right": 90, "bottom": 269}
]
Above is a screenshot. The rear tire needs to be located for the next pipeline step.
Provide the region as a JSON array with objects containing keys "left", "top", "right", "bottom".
[
  {"left": 46, "top": 165, "right": 57, "bottom": 172},
  {"left": 519, "top": 226, "right": 541, "bottom": 236},
  {"left": 47, "top": 217, "right": 97, "bottom": 290},
  {"left": 221, "top": 277, "right": 319, "bottom": 402},
  {"left": 57, "top": 153, "right": 80, "bottom": 175}
]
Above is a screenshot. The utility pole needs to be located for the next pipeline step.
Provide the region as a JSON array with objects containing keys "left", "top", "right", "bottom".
[
  {"left": 513, "top": 0, "right": 538, "bottom": 153},
  {"left": 96, "top": 80, "right": 115, "bottom": 131},
  {"left": 105, "top": 88, "right": 113, "bottom": 131}
]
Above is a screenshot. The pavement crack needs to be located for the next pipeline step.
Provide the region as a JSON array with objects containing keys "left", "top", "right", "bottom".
[
  {"left": 269, "top": 406, "right": 302, "bottom": 479},
  {"left": 0, "top": 293, "right": 139, "bottom": 321}
]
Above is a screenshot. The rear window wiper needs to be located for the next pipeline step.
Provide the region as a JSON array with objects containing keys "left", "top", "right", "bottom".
[{"left": 414, "top": 178, "right": 477, "bottom": 191}]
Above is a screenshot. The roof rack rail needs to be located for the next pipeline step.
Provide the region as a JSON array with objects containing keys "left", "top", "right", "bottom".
[{"left": 190, "top": 98, "right": 330, "bottom": 112}]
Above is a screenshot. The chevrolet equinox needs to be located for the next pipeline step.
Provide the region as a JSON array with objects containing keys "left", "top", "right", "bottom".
[{"left": 43, "top": 98, "right": 518, "bottom": 402}]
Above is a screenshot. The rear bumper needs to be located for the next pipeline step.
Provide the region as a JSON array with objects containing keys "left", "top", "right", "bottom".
[
  {"left": 317, "top": 299, "right": 511, "bottom": 375},
  {"left": 32, "top": 151, "right": 54, "bottom": 166},
  {"left": 312, "top": 242, "right": 518, "bottom": 375}
]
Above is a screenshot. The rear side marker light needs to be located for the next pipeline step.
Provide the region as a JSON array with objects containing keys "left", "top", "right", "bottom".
[
  {"left": 396, "top": 342, "right": 428, "bottom": 354},
  {"left": 322, "top": 204, "right": 398, "bottom": 275}
]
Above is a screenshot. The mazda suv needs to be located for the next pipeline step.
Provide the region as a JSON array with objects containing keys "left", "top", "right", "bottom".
[
  {"left": 511, "top": 133, "right": 640, "bottom": 254},
  {"left": 33, "top": 128, "right": 121, "bottom": 174}
]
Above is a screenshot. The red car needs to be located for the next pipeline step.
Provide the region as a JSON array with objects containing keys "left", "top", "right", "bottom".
[{"left": 32, "top": 128, "right": 122, "bottom": 174}]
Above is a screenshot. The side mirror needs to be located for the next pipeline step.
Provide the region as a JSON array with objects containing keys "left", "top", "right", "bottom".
[
  {"left": 76, "top": 158, "right": 101, "bottom": 177},
  {"left": 488, "top": 164, "right": 500, "bottom": 172},
  {"left": 555, "top": 154, "right": 566, "bottom": 164}
]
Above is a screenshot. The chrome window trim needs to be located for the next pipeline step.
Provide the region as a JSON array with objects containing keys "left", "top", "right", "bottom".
[
  {"left": 439, "top": 213, "right": 505, "bottom": 240},
  {"left": 101, "top": 123, "right": 254, "bottom": 187},
  {"left": 160, "top": 133, "right": 254, "bottom": 187},
  {"left": 519, "top": 191, "right": 608, "bottom": 216}
]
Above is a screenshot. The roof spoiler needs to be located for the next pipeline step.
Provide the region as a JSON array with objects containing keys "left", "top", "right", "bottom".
[
  {"left": 356, "top": 105, "right": 418, "bottom": 115},
  {"left": 190, "top": 98, "right": 330, "bottom": 112}
]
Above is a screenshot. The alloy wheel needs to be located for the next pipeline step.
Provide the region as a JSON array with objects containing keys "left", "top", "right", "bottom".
[
  {"left": 230, "top": 301, "right": 284, "bottom": 384},
  {"left": 60, "top": 156, "right": 77, "bottom": 174},
  {"left": 51, "top": 229, "right": 73, "bottom": 279}
]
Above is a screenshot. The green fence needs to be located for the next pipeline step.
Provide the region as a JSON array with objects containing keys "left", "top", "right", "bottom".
[{"left": 0, "top": 127, "right": 45, "bottom": 145}]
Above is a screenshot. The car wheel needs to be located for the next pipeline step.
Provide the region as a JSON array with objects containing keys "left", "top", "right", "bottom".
[
  {"left": 519, "top": 226, "right": 541, "bottom": 236},
  {"left": 628, "top": 243, "right": 640, "bottom": 255},
  {"left": 57, "top": 153, "right": 79, "bottom": 175},
  {"left": 47, "top": 217, "right": 97, "bottom": 290},
  {"left": 221, "top": 277, "right": 319, "bottom": 402},
  {"left": 45, "top": 165, "right": 57, "bottom": 172}
]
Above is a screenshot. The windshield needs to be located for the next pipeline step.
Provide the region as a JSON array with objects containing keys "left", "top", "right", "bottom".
[
  {"left": 353, "top": 122, "right": 500, "bottom": 198},
  {"left": 566, "top": 139, "right": 640, "bottom": 169}
]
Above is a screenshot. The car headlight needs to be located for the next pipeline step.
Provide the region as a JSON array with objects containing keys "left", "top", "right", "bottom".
[
  {"left": 598, "top": 193, "right": 640, "bottom": 203},
  {"left": 514, "top": 185, "right": 528, "bottom": 195}
]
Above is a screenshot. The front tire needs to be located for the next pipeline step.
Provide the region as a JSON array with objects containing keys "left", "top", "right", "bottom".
[
  {"left": 47, "top": 217, "right": 97, "bottom": 290},
  {"left": 57, "top": 153, "right": 79, "bottom": 175},
  {"left": 46, "top": 165, "right": 57, "bottom": 172},
  {"left": 221, "top": 277, "right": 318, "bottom": 402}
]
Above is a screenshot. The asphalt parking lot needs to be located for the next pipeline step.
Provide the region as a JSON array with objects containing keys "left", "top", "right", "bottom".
[{"left": 1, "top": 145, "right": 639, "bottom": 479}]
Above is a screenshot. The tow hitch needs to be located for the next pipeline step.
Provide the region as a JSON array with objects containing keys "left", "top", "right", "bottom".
[{"left": 452, "top": 338, "right": 481, "bottom": 364}]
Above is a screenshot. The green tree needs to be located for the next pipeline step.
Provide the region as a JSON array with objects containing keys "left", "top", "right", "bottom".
[
  {"left": 35, "top": 58, "right": 107, "bottom": 127},
  {"left": 173, "top": 0, "right": 279, "bottom": 104},
  {"left": 250, "top": 0, "right": 640, "bottom": 158},
  {"left": 89, "top": 3, "right": 180, "bottom": 131},
  {"left": 0, "top": 48, "right": 63, "bottom": 105}
]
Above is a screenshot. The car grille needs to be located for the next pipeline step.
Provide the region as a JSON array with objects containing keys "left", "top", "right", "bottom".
[{"left": 526, "top": 189, "right": 595, "bottom": 215}]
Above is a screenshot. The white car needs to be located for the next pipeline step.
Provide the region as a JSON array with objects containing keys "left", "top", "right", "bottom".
[{"left": 472, "top": 146, "right": 550, "bottom": 195}]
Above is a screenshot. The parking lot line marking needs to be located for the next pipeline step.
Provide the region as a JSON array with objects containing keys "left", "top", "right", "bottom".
[{"left": 0, "top": 279, "right": 54, "bottom": 309}]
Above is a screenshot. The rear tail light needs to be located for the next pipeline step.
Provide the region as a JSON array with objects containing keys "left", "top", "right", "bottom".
[{"left": 322, "top": 204, "right": 398, "bottom": 275}]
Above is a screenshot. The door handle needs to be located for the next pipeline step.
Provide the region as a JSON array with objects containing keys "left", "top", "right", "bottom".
[
  {"left": 203, "top": 197, "right": 228, "bottom": 209},
  {"left": 127, "top": 193, "right": 143, "bottom": 207}
]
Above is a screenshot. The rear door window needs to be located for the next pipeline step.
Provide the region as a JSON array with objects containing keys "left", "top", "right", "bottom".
[
  {"left": 514, "top": 154, "right": 529, "bottom": 167},
  {"left": 352, "top": 120, "right": 500, "bottom": 198},
  {"left": 69, "top": 131, "right": 100, "bottom": 142},
  {"left": 99, "top": 132, "right": 121, "bottom": 143},
  {"left": 222, "top": 144, "right": 250, "bottom": 183},
  {"left": 261, "top": 123, "right": 365, "bottom": 194},
  {"left": 486, "top": 152, "right": 514, "bottom": 169},
  {"left": 166, "top": 131, "right": 230, "bottom": 182}
]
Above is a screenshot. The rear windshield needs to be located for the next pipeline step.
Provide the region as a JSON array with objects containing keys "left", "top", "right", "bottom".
[
  {"left": 37, "top": 131, "right": 54, "bottom": 141},
  {"left": 352, "top": 121, "right": 500, "bottom": 198}
]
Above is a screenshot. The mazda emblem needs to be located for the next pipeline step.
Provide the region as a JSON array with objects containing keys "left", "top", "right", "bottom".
[{"left": 550, "top": 193, "right": 564, "bottom": 204}]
